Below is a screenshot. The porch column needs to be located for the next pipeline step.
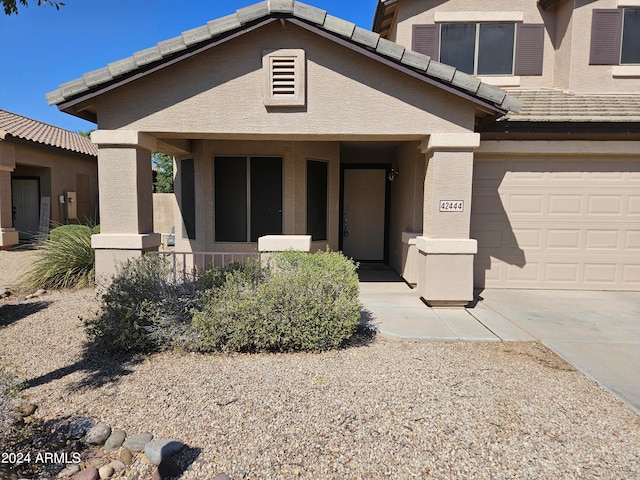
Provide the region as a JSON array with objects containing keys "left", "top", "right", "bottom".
[
  {"left": 0, "top": 140, "right": 19, "bottom": 249},
  {"left": 417, "top": 133, "right": 480, "bottom": 307},
  {"left": 90, "top": 131, "right": 161, "bottom": 280}
]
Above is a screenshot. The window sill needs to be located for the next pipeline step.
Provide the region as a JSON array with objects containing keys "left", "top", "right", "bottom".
[
  {"left": 617, "top": 0, "right": 640, "bottom": 7},
  {"left": 477, "top": 75, "right": 521, "bottom": 87},
  {"left": 612, "top": 65, "right": 640, "bottom": 77}
]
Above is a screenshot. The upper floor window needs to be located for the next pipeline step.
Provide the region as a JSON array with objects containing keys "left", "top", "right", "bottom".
[
  {"left": 590, "top": 8, "right": 640, "bottom": 65},
  {"left": 622, "top": 9, "right": 640, "bottom": 64},
  {"left": 413, "top": 23, "right": 544, "bottom": 76},
  {"left": 441, "top": 23, "right": 515, "bottom": 75}
]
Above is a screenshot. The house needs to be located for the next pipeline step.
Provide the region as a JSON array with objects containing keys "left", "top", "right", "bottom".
[
  {"left": 0, "top": 110, "right": 98, "bottom": 246},
  {"left": 46, "top": 0, "right": 639, "bottom": 306}
]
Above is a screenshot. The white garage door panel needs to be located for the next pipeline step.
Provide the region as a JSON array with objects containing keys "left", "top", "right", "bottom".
[{"left": 472, "top": 157, "right": 640, "bottom": 291}]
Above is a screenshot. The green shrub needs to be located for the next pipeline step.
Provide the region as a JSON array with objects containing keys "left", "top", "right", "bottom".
[
  {"left": 48, "top": 224, "right": 99, "bottom": 243},
  {"left": 21, "top": 224, "right": 96, "bottom": 290},
  {"left": 192, "top": 250, "right": 361, "bottom": 353},
  {"left": 198, "top": 260, "right": 264, "bottom": 290},
  {"left": 85, "top": 255, "right": 198, "bottom": 353}
]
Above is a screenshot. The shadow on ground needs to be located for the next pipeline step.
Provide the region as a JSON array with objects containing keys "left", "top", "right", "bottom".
[
  {"left": 24, "top": 346, "right": 145, "bottom": 392},
  {"left": 0, "top": 301, "right": 52, "bottom": 328}
]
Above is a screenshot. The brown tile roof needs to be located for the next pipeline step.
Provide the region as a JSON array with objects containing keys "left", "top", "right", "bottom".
[
  {"left": 0, "top": 109, "right": 98, "bottom": 156},
  {"left": 500, "top": 89, "right": 640, "bottom": 123},
  {"left": 46, "top": 0, "right": 520, "bottom": 116}
]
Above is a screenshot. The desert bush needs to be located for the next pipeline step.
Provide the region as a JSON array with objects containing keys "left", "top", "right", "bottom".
[
  {"left": 21, "top": 224, "right": 96, "bottom": 290},
  {"left": 48, "top": 224, "right": 99, "bottom": 242},
  {"left": 198, "top": 260, "right": 264, "bottom": 290},
  {"left": 85, "top": 255, "right": 198, "bottom": 353},
  {"left": 192, "top": 250, "right": 361, "bottom": 353}
]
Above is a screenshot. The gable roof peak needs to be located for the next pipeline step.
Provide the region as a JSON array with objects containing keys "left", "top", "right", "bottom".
[{"left": 46, "top": 0, "right": 520, "bottom": 119}]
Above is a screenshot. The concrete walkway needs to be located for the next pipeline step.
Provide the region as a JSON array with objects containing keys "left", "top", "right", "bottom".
[{"left": 359, "top": 268, "right": 640, "bottom": 415}]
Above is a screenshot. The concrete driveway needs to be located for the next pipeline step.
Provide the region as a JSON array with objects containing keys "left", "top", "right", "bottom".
[{"left": 476, "top": 289, "right": 640, "bottom": 415}]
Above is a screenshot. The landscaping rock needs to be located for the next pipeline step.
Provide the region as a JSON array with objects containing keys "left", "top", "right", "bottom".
[
  {"left": 85, "top": 423, "right": 111, "bottom": 445},
  {"left": 82, "top": 449, "right": 105, "bottom": 461},
  {"left": 74, "top": 467, "right": 99, "bottom": 480},
  {"left": 57, "top": 464, "right": 81, "bottom": 477},
  {"left": 119, "top": 448, "right": 133, "bottom": 466},
  {"left": 122, "top": 432, "right": 153, "bottom": 452},
  {"left": 213, "top": 475, "right": 231, "bottom": 480},
  {"left": 68, "top": 418, "right": 93, "bottom": 440},
  {"left": 104, "top": 429, "right": 126, "bottom": 452},
  {"left": 106, "top": 460, "right": 125, "bottom": 473},
  {"left": 144, "top": 439, "right": 184, "bottom": 465},
  {"left": 98, "top": 465, "right": 114, "bottom": 479}
]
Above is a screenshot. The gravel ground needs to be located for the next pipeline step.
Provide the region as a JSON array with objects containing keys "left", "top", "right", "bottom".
[
  {"left": 0, "top": 253, "right": 639, "bottom": 479},
  {"left": 0, "top": 248, "right": 39, "bottom": 291}
]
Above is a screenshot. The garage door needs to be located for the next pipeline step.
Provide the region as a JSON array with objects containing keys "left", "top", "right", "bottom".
[{"left": 471, "top": 157, "right": 640, "bottom": 290}]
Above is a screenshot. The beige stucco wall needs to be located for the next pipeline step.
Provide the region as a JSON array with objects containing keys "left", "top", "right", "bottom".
[
  {"left": 4, "top": 141, "right": 98, "bottom": 226},
  {"left": 566, "top": 0, "right": 640, "bottom": 93},
  {"left": 95, "top": 20, "right": 475, "bottom": 136},
  {"left": 390, "top": 0, "right": 640, "bottom": 93}
]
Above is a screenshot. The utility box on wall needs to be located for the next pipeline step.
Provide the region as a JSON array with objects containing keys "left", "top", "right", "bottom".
[{"left": 65, "top": 191, "right": 77, "bottom": 221}]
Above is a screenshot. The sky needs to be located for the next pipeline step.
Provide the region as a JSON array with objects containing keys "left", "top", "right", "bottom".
[{"left": 0, "top": 0, "right": 378, "bottom": 133}]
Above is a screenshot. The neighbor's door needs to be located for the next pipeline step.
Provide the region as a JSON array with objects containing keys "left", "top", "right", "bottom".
[
  {"left": 11, "top": 178, "right": 40, "bottom": 238},
  {"left": 342, "top": 168, "right": 386, "bottom": 261}
]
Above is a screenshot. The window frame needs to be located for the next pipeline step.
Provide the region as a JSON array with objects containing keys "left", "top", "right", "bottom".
[
  {"left": 621, "top": 8, "right": 640, "bottom": 65},
  {"left": 439, "top": 22, "right": 517, "bottom": 76},
  {"left": 214, "top": 155, "right": 284, "bottom": 243}
]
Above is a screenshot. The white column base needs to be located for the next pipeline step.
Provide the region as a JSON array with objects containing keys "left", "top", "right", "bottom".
[
  {"left": 92, "top": 233, "right": 162, "bottom": 283},
  {"left": 401, "top": 232, "right": 421, "bottom": 286},
  {"left": 0, "top": 228, "right": 19, "bottom": 249},
  {"left": 417, "top": 237, "right": 477, "bottom": 308}
]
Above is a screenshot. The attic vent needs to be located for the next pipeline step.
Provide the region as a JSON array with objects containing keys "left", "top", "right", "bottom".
[
  {"left": 263, "top": 49, "right": 306, "bottom": 107},
  {"left": 271, "top": 58, "right": 296, "bottom": 96}
]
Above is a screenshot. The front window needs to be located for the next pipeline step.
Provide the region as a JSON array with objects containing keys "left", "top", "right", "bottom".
[
  {"left": 621, "top": 9, "right": 640, "bottom": 64},
  {"left": 440, "top": 23, "right": 515, "bottom": 75},
  {"left": 214, "top": 156, "right": 283, "bottom": 242}
]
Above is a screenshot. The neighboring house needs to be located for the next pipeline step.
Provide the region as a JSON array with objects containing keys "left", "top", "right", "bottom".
[
  {"left": 46, "top": 0, "right": 639, "bottom": 306},
  {"left": 0, "top": 110, "right": 98, "bottom": 246}
]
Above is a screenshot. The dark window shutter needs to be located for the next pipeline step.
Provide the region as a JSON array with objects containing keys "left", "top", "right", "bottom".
[
  {"left": 589, "top": 9, "right": 622, "bottom": 65},
  {"left": 412, "top": 24, "right": 440, "bottom": 59},
  {"left": 515, "top": 24, "right": 544, "bottom": 75}
]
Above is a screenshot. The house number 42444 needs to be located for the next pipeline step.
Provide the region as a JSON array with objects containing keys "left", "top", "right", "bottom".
[{"left": 439, "top": 200, "right": 464, "bottom": 212}]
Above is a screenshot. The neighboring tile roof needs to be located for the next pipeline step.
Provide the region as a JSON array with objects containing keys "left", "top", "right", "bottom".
[
  {"left": 46, "top": 0, "right": 520, "bottom": 115},
  {"left": 0, "top": 110, "right": 98, "bottom": 156},
  {"left": 499, "top": 90, "right": 640, "bottom": 123}
]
